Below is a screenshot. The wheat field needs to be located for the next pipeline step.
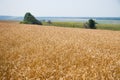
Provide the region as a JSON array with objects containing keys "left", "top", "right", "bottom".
[{"left": 0, "top": 21, "right": 120, "bottom": 80}]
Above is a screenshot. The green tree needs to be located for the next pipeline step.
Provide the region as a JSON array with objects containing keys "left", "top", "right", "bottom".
[
  {"left": 21, "top": 12, "right": 42, "bottom": 25},
  {"left": 83, "top": 19, "right": 97, "bottom": 29},
  {"left": 47, "top": 20, "right": 52, "bottom": 24},
  {"left": 88, "top": 19, "right": 96, "bottom": 29}
]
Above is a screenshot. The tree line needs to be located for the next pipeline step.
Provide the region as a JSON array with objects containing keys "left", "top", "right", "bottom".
[{"left": 21, "top": 12, "right": 97, "bottom": 29}]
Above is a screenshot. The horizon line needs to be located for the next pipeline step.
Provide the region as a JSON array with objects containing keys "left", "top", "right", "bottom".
[{"left": 0, "top": 15, "right": 120, "bottom": 18}]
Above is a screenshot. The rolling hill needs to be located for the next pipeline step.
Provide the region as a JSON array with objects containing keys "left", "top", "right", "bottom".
[{"left": 0, "top": 21, "right": 120, "bottom": 80}]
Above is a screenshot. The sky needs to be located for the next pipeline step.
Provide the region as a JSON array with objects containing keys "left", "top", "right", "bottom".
[{"left": 0, "top": 0, "right": 120, "bottom": 17}]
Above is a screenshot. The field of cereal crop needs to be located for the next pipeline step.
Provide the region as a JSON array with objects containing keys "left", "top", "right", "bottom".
[{"left": 0, "top": 21, "right": 120, "bottom": 80}]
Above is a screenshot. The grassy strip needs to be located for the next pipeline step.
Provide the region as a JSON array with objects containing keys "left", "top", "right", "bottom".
[
  {"left": 42, "top": 22, "right": 84, "bottom": 28},
  {"left": 96, "top": 24, "right": 120, "bottom": 31},
  {"left": 42, "top": 22, "right": 120, "bottom": 31}
]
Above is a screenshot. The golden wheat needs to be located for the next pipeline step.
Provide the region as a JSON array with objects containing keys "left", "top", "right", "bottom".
[{"left": 0, "top": 21, "right": 120, "bottom": 80}]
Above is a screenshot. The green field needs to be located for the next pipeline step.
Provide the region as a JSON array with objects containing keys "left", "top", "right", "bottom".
[{"left": 42, "top": 22, "right": 120, "bottom": 31}]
